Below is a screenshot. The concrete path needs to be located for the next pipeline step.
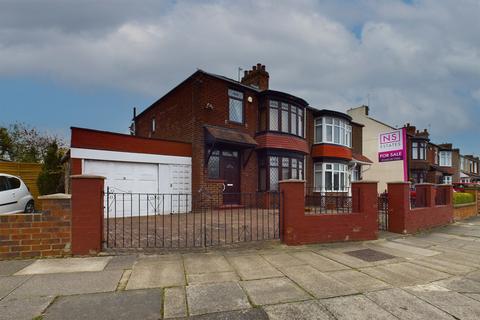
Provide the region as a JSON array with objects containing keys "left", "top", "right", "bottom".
[{"left": 1, "top": 216, "right": 480, "bottom": 319}]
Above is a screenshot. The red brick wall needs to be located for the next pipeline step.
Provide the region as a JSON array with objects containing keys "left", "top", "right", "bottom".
[
  {"left": 387, "top": 182, "right": 454, "bottom": 234},
  {"left": 280, "top": 181, "right": 378, "bottom": 245},
  {"left": 0, "top": 197, "right": 71, "bottom": 260}
]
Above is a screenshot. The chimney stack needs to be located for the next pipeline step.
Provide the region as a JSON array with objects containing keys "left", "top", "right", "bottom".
[{"left": 240, "top": 63, "right": 269, "bottom": 90}]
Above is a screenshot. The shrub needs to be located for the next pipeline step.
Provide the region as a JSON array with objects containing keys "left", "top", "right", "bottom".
[
  {"left": 37, "top": 141, "right": 65, "bottom": 195},
  {"left": 453, "top": 192, "right": 475, "bottom": 205}
]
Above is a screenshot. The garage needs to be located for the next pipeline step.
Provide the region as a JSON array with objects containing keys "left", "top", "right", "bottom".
[{"left": 69, "top": 127, "right": 193, "bottom": 216}]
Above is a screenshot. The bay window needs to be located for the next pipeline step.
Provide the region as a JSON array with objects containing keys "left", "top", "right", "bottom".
[
  {"left": 439, "top": 151, "right": 452, "bottom": 167},
  {"left": 314, "top": 162, "right": 350, "bottom": 193},
  {"left": 267, "top": 100, "right": 304, "bottom": 138},
  {"left": 443, "top": 175, "right": 452, "bottom": 184},
  {"left": 259, "top": 154, "right": 304, "bottom": 191},
  {"left": 314, "top": 117, "right": 352, "bottom": 148}
]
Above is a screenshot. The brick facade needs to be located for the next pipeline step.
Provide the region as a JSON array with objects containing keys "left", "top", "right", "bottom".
[{"left": 0, "top": 195, "right": 71, "bottom": 260}]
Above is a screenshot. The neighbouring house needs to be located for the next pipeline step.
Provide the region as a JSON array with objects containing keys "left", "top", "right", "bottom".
[
  {"left": 347, "top": 106, "right": 403, "bottom": 193},
  {"left": 404, "top": 124, "right": 459, "bottom": 185},
  {"left": 133, "top": 63, "right": 371, "bottom": 204},
  {"left": 460, "top": 154, "right": 480, "bottom": 183}
]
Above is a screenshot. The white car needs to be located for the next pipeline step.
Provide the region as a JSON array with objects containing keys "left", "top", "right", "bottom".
[{"left": 0, "top": 174, "right": 35, "bottom": 214}]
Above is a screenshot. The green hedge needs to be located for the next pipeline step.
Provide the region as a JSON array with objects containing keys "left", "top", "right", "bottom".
[{"left": 453, "top": 192, "right": 475, "bottom": 205}]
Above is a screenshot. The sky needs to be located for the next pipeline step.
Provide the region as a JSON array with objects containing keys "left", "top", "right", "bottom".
[{"left": 0, "top": 0, "right": 479, "bottom": 154}]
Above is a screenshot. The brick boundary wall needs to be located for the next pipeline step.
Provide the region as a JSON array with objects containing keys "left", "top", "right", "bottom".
[
  {"left": 279, "top": 180, "right": 378, "bottom": 245},
  {"left": 387, "top": 182, "right": 454, "bottom": 234},
  {"left": 0, "top": 194, "right": 72, "bottom": 260}
]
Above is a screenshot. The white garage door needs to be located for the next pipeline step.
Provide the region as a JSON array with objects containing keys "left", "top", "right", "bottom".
[{"left": 83, "top": 160, "right": 191, "bottom": 216}]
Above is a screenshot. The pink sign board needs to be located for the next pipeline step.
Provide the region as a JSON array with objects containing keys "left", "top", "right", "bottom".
[{"left": 378, "top": 127, "right": 408, "bottom": 181}]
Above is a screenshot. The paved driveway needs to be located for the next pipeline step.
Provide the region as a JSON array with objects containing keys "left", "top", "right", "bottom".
[{"left": 1, "top": 216, "right": 480, "bottom": 319}]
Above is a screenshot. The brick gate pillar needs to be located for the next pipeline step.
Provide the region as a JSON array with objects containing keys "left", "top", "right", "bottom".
[
  {"left": 279, "top": 180, "right": 305, "bottom": 245},
  {"left": 71, "top": 175, "right": 105, "bottom": 255},
  {"left": 387, "top": 182, "right": 410, "bottom": 234}
]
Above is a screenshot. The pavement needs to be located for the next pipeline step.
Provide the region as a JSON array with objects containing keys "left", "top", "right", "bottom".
[{"left": 1, "top": 216, "right": 480, "bottom": 320}]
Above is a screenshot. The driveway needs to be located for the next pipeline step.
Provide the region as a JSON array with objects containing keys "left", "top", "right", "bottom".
[{"left": 1, "top": 216, "right": 480, "bottom": 319}]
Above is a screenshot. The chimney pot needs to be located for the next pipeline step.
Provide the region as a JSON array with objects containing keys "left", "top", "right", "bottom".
[
  {"left": 244, "top": 70, "right": 248, "bottom": 76},
  {"left": 252, "top": 65, "right": 257, "bottom": 71},
  {"left": 261, "top": 65, "right": 266, "bottom": 71}
]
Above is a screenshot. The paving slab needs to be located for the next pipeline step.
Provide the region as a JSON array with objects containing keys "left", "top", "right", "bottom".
[
  {"left": 104, "top": 255, "right": 137, "bottom": 270},
  {"left": 290, "top": 251, "right": 349, "bottom": 272},
  {"left": 261, "top": 253, "right": 306, "bottom": 268},
  {"left": 410, "top": 255, "right": 477, "bottom": 275},
  {"left": 183, "top": 253, "right": 233, "bottom": 274},
  {"left": 428, "top": 248, "right": 480, "bottom": 268},
  {"left": 227, "top": 254, "right": 282, "bottom": 280},
  {"left": 240, "top": 277, "right": 310, "bottom": 306},
  {"left": 406, "top": 287, "right": 480, "bottom": 320},
  {"left": 0, "top": 275, "right": 30, "bottom": 300},
  {"left": 433, "top": 276, "right": 480, "bottom": 293},
  {"left": 0, "top": 260, "right": 34, "bottom": 276},
  {"left": 164, "top": 286, "right": 187, "bottom": 319},
  {"left": 8, "top": 270, "right": 123, "bottom": 298},
  {"left": 264, "top": 300, "right": 334, "bottom": 320},
  {"left": 126, "top": 259, "right": 185, "bottom": 290},
  {"left": 465, "top": 293, "right": 480, "bottom": 302},
  {"left": 320, "top": 294, "right": 397, "bottom": 320},
  {"left": 359, "top": 262, "right": 450, "bottom": 287},
  {"left": 328, "top": 269, "right": 391, "bottom": 292},
  {"left": 366, "top": 288, "right": 455, "bottom": 320},
  {"left": 282, "top": 265, "right": 357, "bottom": 298},
  {"left": 466, "top": 270, "right": 480, "bottom": 282},
  {"left": 0, "top": 295, "right": 54, "bottom": 320},
  {"left": 186, "top": 281, "right": 251, "bottom": 316},
  {"left": 43, "top": 289, "right": 162, "bottom": 320},
  {"left": 187, "top": 308, "right": 269, "bottom": 320},
  {"left": 391, "top": 237, "right": 438, "bottom": 248},
  {"left": 187, "top": 271, "right": 240, "bottom": 285},
  {"left": 15, "top": 257, "right": 111, "bottom": 275},
  {"left": 372, "top": 241, "right": 440, "bottom": 257}
]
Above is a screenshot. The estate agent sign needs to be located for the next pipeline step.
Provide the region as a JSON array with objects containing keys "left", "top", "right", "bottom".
[{"left": 378, "top": 128, "right": 406, "bottom": 162}]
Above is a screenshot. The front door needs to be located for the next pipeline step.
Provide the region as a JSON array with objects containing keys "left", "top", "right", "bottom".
[{"left": 221, "top": 151, "right": 240, "bottom": 204}]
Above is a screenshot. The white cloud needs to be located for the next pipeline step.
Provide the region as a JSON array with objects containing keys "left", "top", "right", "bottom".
[{"left": 0, "top": 0, "right": 479, "bottom": 143}]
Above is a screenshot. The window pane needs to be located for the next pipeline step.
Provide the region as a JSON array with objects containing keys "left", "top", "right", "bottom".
[
  {"left": 269, "top": 107, "right": 279, "bottom": 130},
  {"left": 208, "top": 155, "right": 220, "bottom": 179},
  {"left": 315, "top": 125, "right": 322, "bottom": 142},
  {"left": 334, "top": 172, "right": 340, "bottom": 190},
  {"left": 291, "top": 113, "right": 297, "bottom": 135},
  {"left": 334, "top": 125, "right": 340, "bottom": 143},
  {"left": 315, "top": 172, "right": 322, "bottom": 191},
  {"left": 340, "top": 172, "right": 345, "bottom": 191},
  {"left": 325, "top": 117, "right": 333, "bottom": 124},
  {"left": 299, "top": 115, "right": 304, "bottom": 137},
  {"left": 270, "top": 156, "right": 279, "bottom": 166},
  {"left": 325, "top": 172, "right": 333, "bottom": 191},
  {"left": 270, "top": 167, "right": 279, "bottom": 191},
  {"left": 281, "top": 110, "right": 289, "bottom": 132},
  {"left": 8, "top": 178, "right": 20, "bottom": 189},
  {"left": 229, "top": 98, "right": 243, "bottom": 122},
  {"left": 0, "top": 176, "right": 8, "bottom": 191},
  {"left": 326, "top": 126, "right": 333, "bottom": 142}
]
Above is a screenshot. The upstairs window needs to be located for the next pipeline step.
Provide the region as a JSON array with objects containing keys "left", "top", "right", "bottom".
[
  {"left": 412, "top": 142, "right": 426, "bottom": 160},
  {"left": 439, "top": 151, "right": 452, "bottom": 167},
  {"left": 267, "top": 100, "right": 304, "bottom": 138},
  {"left": 314, "top": 117, "right": 352, "bottom": 148},
  {"left": 228, "top": 89, "right": 244, "bottom": 123}
]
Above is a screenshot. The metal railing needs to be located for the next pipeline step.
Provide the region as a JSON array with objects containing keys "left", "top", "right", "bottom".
[
  {"left": 305, "top": 192, "right": 353, "bottom": 214},
  {"left": 104, "top": 189, "right": 281, "bottom": 249}
]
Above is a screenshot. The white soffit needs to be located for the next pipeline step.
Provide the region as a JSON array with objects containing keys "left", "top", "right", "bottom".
[{"left": 70, "top": 147, "right": 191, "bottom": 165}]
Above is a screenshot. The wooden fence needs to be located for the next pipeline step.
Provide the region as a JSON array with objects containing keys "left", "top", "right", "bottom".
[{"left": 0, "top": 162, "right": 42, "bottom": 209}]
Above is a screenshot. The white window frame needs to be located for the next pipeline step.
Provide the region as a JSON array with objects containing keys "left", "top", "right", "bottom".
[
  {"left": 439, "top": 151, "right": 452, "bottom": 167},
  {"left": 314, "top": 162, "right": 350, "bottom": 193},
  {"left": 443, "top": 175, "right": 452, "bottom": 185},
  {"left": 313, "top": 117, "right": 352, "bottom": 148}
]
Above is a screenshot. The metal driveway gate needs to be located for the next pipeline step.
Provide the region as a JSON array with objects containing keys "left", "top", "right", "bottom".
[
  {"left": 103, "top": 189, "right": 281, "bottom": 249},
  {"left": 378, "top": 194, "right": 388, "bottom": 231}
]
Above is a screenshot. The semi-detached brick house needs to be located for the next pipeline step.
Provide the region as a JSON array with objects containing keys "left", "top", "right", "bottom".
[{"left": 134, "top": 64, "right": 371, "bottom": 204}]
